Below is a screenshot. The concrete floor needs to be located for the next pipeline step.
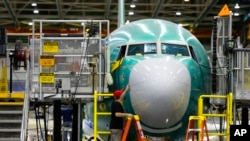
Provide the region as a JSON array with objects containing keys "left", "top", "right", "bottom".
[{"left": 27, "top": 110, "right": 229, "bottom": 141}]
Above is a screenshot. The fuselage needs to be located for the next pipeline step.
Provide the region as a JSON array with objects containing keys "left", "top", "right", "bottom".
[{"left": 107, "top": 19, "right": 211, "bottom": 140}]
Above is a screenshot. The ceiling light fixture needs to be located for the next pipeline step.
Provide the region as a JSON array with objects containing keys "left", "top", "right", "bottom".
[
  {"left": 234, "top": 12, "right": 240, "bottom": 16},
  {"left": 31, "top": 2, "right": 37, "bottom": 7},
  {"left": 235, "top": 3, "right": 240, "bottom": 9},
  {"left": 28, "top": 22, "right": 33, "bottom": 26},
  {"left": 184, "top": 0, "right": 190, "bottom": 2},
  {"left": 130, "top": 4, "right": 136, "bottom": 8},
  {"left": 176, "top": 11, "right": 181, "bottom": 16},
  {"left": 33, "top": 9, "right": 39, "bottom": 14},
  {"left": 128, "top": 11, "right": 134, "bottom": 15}
]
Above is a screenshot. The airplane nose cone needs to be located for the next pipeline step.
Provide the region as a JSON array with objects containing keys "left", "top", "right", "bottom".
[{"left": 129, "top": 57, "right": 191, "bottom": 131}]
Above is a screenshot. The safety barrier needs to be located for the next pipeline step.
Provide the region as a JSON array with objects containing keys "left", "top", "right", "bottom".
[{"left": 198, "top": 93, "right": 233, "bottom": 141}]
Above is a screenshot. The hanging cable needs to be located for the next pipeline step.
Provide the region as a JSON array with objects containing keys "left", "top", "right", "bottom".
[
  {"left": 34, "top": 103, "right": 40, "bottom": 141},
  {"left": 34, "top": 102, "right": 45, "bottom": 141},
  {"left": 73, "top": 21, "right": 93, "bottom": 98},
  {"left": 43, "top": 103, "right": 48, "bottom": 141},
  {"left": 37, "top": 105, "right": 44, "bottom": 141},
  {"left": 94, "top": 52, "right": 106, "bottom": 93}
]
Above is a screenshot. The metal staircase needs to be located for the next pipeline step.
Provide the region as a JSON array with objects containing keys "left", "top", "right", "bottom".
[
  {"left": 0, "top": 59, "right": 30, "bottom": 141},
  {"left": 0, "top": 93, "right": 25, "bottom": 141}
]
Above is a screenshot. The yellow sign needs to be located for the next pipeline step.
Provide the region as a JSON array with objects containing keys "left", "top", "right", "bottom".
[
  {"left": 39, "top": 73, "right": 54, "bottom": 83},
  {"left": 43, "top": 41, "right": 59, "bottom": 53},
  {"left": 40, "top": 55, "right": 55, "bottom": 66},
  {"left": 218, "top": 4, "right": 230, "bottom": 16},
  {"left": 0, "top": 66, "right": 8, "bottom": 93}
]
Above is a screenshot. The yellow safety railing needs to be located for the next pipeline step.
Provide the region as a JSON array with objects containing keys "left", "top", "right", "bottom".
[
  {"left": 198, "top": 93, "right": 233, "bottom": 141},
  {"left": 93, "top": 91, "right": 113, "bottom": 141},
  {"left": 0, "top": 92, "right": 25, "bottom": 106},
  {"left": 0, "top": 92, "right": 25, "bottom": 99},
  {"left": 0, "top": 65, "right": 8, "bottom": 93}
]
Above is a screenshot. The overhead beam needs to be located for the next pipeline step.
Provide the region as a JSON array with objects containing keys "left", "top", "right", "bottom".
[
  {"left": 2, "top": 13, "right": 241, "bottom": 22},
  {"left": 17, "top": 0, "right": 31, "bottom": 15},
  {"left": 152, "top": 0, "right": 176, "bottom": 18},
  {"left": 152, "top": 0, "right": 166, "bottom": 18},
  {"left": 192, "top": 0, "right": 218, "bottom": 29},
  {"left": 3, "top": 0, "right": 19, "bottom": 28},
  {"left": 64, "top": 0, "right": 81, "bottom": 16},
  {"left": 105, "top": 0, "right": 112, "bottom": 19},
  {"left": 56, "top": 0, "right": 62, "bottom": 19}
]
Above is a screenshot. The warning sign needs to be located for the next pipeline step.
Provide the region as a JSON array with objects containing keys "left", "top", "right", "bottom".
[
  {"left": 43, "top": 41, "right": 59, "bottom": 53},
  {"left": 40, "top": 55, "right": 55, "bottom": 66},
  {"left": 218, "top": 4, "right": 230, "bottom": 17},
  {"left": 0, "top": 78, "right": 7, "bottom": 92},
  {"left": 39, "top": 73, "right": 55, "bottom": 83}
]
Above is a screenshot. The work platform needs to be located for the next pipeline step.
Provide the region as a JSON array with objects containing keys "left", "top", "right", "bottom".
[
  {"left": 0, "top": 20, "right": 111, "bottom": 141},
  {"left": 29, "top": 20, "right": 110, "bottom": 101}
]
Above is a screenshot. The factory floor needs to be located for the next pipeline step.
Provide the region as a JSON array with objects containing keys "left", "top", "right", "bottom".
[{"left": 27, "top": 110, "right": 228, "bottom": 141}]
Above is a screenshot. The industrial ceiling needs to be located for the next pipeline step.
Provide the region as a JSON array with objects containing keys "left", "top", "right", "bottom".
[{"left": 0, "top": 0, "right": 249, "bottom": 34}]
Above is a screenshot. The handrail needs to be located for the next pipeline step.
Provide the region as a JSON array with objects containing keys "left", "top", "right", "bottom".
[
  {"left": 20, "top": 56, "right": 30, "bottom": 141},
  {"left": 93, "top": 91, "right": 113, "bottom": 141},
  {"left": 198, "top": 93, "right": 233, "bottom": 141},
  {"left": 31, "top": 20, "right": 110, "bottom": 101}
]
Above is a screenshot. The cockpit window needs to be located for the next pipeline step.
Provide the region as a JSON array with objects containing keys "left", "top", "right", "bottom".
[
  {"left": 117, "top": 45, "right": 126, "bottom": 60},
  {"left": 161, "top": 43, "right": 189, "bottom": 56},
  {"left": 145, "top": 43, "right": 157, "bottom": 54},
  {"left": 127, "top": 43, "right": 156, "bottom": 56}
]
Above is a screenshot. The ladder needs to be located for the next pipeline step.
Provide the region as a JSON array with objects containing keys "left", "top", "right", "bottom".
[
  {"left": 185, "top": 116, "right": 209, "bottom": 141},
  {"left": 121, "top": 115, "right": 146, "bottom": 141}
]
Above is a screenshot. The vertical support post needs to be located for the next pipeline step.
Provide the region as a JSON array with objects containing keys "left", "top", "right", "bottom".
[
  {"left": 227, "top": 93, "right": 233, "bottom": 141},
  {"left": 78, "top": 101, "right": 82, "bottom": 141},
  {"left": 93, "top": 91, "right": 97, "bottom": 141},
  {"left": 212, "top": 17, "right": 217, "bottom": 94},
  {"left": 229, "top": 93, "right": 233, "bottom": 125},
  {"left": 242, "top": 107, "right": 248, "bottom": 125},
  {"left": 198, "top": 95, "right": 203, "bottom": 140},
  {"left": 43, "top": 103, "right": 48, "bottom": 141},
  {"left": 98, "top": 21, "right": 102, "bottom": 94},
  {"left": 92, "top": 64, "right": 95, "bottom": 94},
  {"left": 53, "top": 100, "right": 61, "bottom": 141},
  {"left": 118, "top": 0, "right": 125, "bottom": 27},
  {"left": 9, "top": 52, "right": 13, "bottom": 94},
  {"left": 72, "top": 103, "right": 79, "bottom": 141},
  {"left": 198, "top": 96, "right": 203, "bottom": 116},
  {"left": 39, "top": 20, "right": 44, "bottom": 101}
]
